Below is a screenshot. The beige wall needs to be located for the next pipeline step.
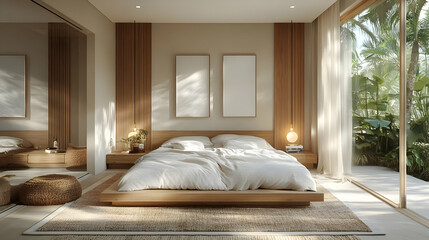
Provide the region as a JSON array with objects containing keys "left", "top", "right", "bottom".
[
  {"left": 0, "top": 23, "right": 48, "bottom": 131},
  {"left": 70, "top": 30, "right": 87, "bottom": 147},
  {"left": 152, "top": 23, "right": 274, "bottom": 131}
]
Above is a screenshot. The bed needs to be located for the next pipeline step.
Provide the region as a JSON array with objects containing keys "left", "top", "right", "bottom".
[
  {"left": 0, "top": 136, "right": 34, "bottom": 167},
  {"left": 100, "top": 134, "right": 324, "bottom": 207}
]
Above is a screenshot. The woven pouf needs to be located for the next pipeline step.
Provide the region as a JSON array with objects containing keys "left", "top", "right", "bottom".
[
  {"left": 19, "top": 174, "right": 82, "bottom": 205},
  {"left": 0, "top": 177, "right": 11, "bottom": 205}
]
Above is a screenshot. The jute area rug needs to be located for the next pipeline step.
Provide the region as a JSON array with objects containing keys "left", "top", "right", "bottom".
[
  {"left": 33, "top": 174, "right": 370, "bottom": 236},
  {"left": 49, "top": 235, "right": 360, "bottom": 240}
]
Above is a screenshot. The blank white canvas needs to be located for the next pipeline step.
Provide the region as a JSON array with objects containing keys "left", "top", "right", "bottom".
[
  {"left": 223, "top": 55, "right": 256, "bottom": 117},
  {"left": 176, "top": 55, "right": 210, "bottom": 117},
  {"left": 0, "top": 55, "right": 26, "bottom": 117}
]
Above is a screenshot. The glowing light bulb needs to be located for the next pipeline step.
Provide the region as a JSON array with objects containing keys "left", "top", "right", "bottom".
[{"left": 286, "top": 128, "right": 298, "bottom": 144}]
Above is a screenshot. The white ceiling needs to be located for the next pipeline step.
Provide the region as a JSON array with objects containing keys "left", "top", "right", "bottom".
[{"left": 88, "top": 0, "right": 336, "bottom": 23}]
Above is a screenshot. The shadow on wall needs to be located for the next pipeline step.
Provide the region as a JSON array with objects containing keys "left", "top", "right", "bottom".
[
  {"left": 152, "top": 78, "right": 170, "bottom": 128},
  {"left": 0, "top": 73, "right": 48, "bottom": 129},
  {"left": 0, "top": 69, "right": 25, "bottom": 116},
  {"left": 176, "top": 69, "right": 210, "bottom": 117},
  {"left": 95, "top": 101, "right": 115, "bottom": 166}
]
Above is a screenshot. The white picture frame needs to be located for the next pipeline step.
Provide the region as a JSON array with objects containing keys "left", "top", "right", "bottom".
[
  {"left": 175, "top": 55, "right": 210, "bottom": 118},
  {"left": 223, "top": 54, "right": 256, "bottom": 117}
]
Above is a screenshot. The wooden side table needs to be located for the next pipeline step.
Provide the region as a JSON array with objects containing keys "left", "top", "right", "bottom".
[
  {"left": 106, "top": 152, "right": 149, "bottom": 169},
  {"left": 9, "top": 150, "right": 67, "bottom": 168},
  {"left": 287, "top": 151, "right": 318, "bottom": 169}
]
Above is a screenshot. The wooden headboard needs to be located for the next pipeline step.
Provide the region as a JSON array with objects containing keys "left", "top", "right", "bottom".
[
  {"left": 151, "top": 130, "right": 273, "bottom": 150},
  {"left": 0, "top": 130, "right": 48, "bottom": 148}
]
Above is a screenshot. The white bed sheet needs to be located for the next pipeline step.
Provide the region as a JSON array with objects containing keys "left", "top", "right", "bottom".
[
  {"left": 215, "top": 148, "right": 316, "bottom": 191},
  {"left": 118, "top": 147, "right": 227, "bottom": 191},
  {"left": 0, "top": 146, "right": 22, "bottom": 154},
  {"left": 118, "top": 147, "right": 317, "bottom": 192}
]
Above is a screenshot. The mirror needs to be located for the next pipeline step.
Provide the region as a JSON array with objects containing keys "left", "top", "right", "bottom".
[
  {"left": 223, "top": 55, "right": 256, "bottom": 117},
  {"left": 0, "top": 55, "right": 26, "bottom": 118},
  {"left": 175, "top": 55, "right": 210, "bottom": 118}
]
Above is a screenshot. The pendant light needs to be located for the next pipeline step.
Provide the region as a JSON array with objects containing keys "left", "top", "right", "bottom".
[
  {"left": 287, "top": 20, "right": 298, "bottom": 145},
  {"left": 128, "top": 20, "right": 138, "bottom": 138}
]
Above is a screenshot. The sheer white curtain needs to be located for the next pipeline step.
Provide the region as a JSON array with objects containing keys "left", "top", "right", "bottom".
[
  {"left": 316, "top": 1, "right": 352, "bottom": 179},
  {"left": 304, "top": 20, "right": 318, "bottom": 155}
]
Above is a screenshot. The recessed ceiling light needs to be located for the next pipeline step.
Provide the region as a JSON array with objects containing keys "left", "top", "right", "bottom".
[
  {"left": 136, "top": 5, "right": 141, "bottom": 9},
  {"left": 290, "top": 6, "right": 295, "bottom": 9}
]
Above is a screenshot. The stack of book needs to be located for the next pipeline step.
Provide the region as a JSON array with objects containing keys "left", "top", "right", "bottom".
[
  {"left": 286, "top": 145, "right": 303, "bottom": 153},
  {"left": 45, "top": 147, "right": 57, "bottom": 154}
]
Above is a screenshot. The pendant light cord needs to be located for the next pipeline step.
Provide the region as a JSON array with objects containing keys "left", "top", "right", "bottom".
[
  {"left": 291, "top": 21, "right": 294, "bottom": 129},
  {"left": 133, "top": 21, "right": 136, "bottom": 128}
]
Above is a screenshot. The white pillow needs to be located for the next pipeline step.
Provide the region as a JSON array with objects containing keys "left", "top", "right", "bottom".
[
  {"left": 211, "top": 134, "right": 238, "bottom": 148},
  {"left": 161, "top": 136, "right": 213, "bottom": 148},
  {"left": 211, "top": 134, "right": 274, "bottom": 150},
  {"left": 171, "top": 141, "right": 205, "bottom": 151},
  {"left": 223, "top": 139, "right": 259, "bottom": 150},
  {"left": 0, "top": 136, "right": 32, "bottom": 148}
]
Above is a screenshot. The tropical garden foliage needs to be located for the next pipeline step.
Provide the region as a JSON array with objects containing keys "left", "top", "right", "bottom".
[{"left": 342, "top": 0, "right": 429, "bottom": 181}]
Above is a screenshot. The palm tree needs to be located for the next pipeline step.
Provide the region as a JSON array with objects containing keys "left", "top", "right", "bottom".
[
  {"left": 406, "top": 0, "right": 427, "bottom": 118},
  {"left": 344, "top": 0, "right": 429, "bottom": 119}
]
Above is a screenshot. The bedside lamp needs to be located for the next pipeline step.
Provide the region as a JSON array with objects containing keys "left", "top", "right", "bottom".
[
  {"left": 286, "top": 128, "right": 298, "bottom": 144},
  {"left": 286, "top": 128, "right": 303, "bottom": 153}
]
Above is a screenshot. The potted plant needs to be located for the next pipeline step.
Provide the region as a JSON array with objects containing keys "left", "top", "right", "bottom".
[{"left": 120, "top": 128, "right": 148, "bottom": 153}]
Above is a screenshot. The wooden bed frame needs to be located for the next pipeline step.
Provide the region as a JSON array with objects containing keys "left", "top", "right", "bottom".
[
  {"left": 0, "top": 130, "right": 48, "bottom": 148},
  {"left": 103, "top": 130, "right": 322, "bottom": 207},
  {"left": 100, "top": 179, "right": 324, "bottom": 207}
]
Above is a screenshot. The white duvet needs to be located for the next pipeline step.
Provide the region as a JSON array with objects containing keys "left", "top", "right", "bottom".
[{"left": 118, "top": 147, "right": 316, "bottom": 192}]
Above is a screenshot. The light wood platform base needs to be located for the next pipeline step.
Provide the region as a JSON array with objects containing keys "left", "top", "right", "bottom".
[
  {"left": 3, "top": 148, "right": 86, "bottom": 168},
  {"left": 100, "top": 180, "right": 324, "bottom": 207}
]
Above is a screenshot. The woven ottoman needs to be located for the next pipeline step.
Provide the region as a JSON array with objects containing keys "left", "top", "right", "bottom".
[
  {"left": 0, "top": 177, "right": 11, "bottom": 206},
  {"left": 19, "top": 174, "right": 82, "bottom": 205}
]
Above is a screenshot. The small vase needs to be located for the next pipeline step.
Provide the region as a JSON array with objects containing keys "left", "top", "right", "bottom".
[
  {"left": 129, "top": 143, "right": 140, "bottom": 153},
  {"left": 138, "top": 143, "right": 145, "bottom": 153}
]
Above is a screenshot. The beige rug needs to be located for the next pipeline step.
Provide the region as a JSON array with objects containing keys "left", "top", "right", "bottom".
[
  {"left": 34, "top": 174, "right": 371, "bottom": 233},
  {"left": 50, "top": 235, "right": 360, "bottom": 240}
]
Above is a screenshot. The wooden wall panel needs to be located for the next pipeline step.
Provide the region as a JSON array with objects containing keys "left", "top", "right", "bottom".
[
  {"left": 135, "top": 23, "right": 152, "bottom": 151},
  {"left": 48, "top": 23, "right": 71, "bottom": 150},
  {"left": 116, "top": 23, "right": 152, "bottom": 151},
  {"left": 116, "top": 23, "right": 135, "bottom": 147},
  {"left": 274, "top": 23, "right": 305, "bottom": 150},
  {"left": 292, "top": 24, "right": 305, "bottom": 148}
]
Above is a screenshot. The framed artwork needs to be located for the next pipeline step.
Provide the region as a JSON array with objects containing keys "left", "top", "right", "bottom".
[
  {"left": 0, "top": 55, "right": 26, "bottom": 118},
  {"left": 175, "top": 55, "right": 210, "bottom": 118},
  {"left": 223, "top": 54, "right": 256, "bottom": 117}
]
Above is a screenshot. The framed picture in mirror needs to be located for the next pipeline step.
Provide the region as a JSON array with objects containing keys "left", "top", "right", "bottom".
[{"left": 0, "top": 55, "right": 27, "bottom": 118}]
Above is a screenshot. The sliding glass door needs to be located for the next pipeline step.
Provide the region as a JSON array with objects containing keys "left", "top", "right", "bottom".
[
  {"left": 342, "top": 0, "right": 401, "bottom": 204},
  {"left": 342, "top": 0, "right": 429, "bottom": 222},
  {"left": 405, "top": 0, "right": 429, "bottom": 219}
]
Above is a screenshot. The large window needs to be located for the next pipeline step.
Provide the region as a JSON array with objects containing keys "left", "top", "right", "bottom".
[{"left": 341, "top": 0, "right": 429, "bottom": 221}]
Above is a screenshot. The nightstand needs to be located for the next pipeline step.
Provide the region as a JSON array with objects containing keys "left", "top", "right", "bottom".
[
  {"left": 106, "top": 152, "right": 149, "bottom": 169},
  {"left": 9, "top": 150, "right": 66, "bottom": 167},
  {"left": 287, "top": 151, "right": 318, "bottom": 169}
]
